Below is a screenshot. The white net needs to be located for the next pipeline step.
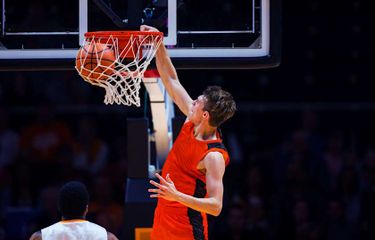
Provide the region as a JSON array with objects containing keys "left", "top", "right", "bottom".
[{"left": 75, "top": 32, "right": 163, "bottom": 106}]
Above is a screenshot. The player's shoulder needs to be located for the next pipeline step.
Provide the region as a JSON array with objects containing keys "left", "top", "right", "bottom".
[
  {"left": 29, "top": 231, "right": 42, "bottom": 240},
  {"left": 183, "top": 118, "right": 194, "bottom": 127},
  {"left": 202, "top": 151, "right": 226, "bottom": 175},
  {"left": 204, "top": 151, "right": 225, "bottom": 163},
  {"left": 177, "top": 119, "right": 194, "bottom": 133},
  {"left": 107, "top": 232, "right": 119, "bottom": 240},
  {"left": 86, "top": 221, "right": 107, "bottom": 230}
]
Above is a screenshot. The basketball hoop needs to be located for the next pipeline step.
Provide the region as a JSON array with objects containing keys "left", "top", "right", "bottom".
[{"left": 75, "top": 31, "right": 163, "bottom": 106}]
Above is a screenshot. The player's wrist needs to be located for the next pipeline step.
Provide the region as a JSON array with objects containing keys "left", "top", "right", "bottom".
[{"left": 175, "top": 191, "right": 185, "bottom": 202}]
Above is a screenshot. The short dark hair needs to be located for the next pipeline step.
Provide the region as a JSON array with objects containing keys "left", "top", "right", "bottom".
[
  {"left": 58, "top": 181, "right": 89, "bottom": 219},
  {"left": 202, "top": 86, "right": 236, "bottom": 127}
]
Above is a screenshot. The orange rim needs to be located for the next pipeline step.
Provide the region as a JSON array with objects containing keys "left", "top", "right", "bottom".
[
  {"left": 84, "top": 31, "right": 163, "bottom": 40},
  {"left": 82, "top": 30, "right": 163, "bottom": 60}
]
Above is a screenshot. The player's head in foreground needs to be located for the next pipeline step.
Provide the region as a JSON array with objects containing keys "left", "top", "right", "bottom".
[
  {"left": 189, "top": 86, "right": 236, "bottom": 127},
  {"left": 58, "top": 181, "right": 89, "bottom": 220}
]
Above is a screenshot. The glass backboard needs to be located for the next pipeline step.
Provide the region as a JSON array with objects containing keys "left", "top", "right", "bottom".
[{"left": 0, "top": 0, "right": 281, "bottom": 70}]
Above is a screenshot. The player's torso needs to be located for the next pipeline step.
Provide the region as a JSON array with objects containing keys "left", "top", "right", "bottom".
[
  {"left": 153, "top": 122, "right": 229, "bottom": 240},
  {"left": 162, "top": 122, "right": 212, "bottom": 202},
  {"left": 41, "top": 220, "right": 107, "bottom": 240}
]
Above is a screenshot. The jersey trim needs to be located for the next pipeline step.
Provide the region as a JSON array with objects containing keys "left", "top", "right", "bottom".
[
  {"left": 187, "top": 179, "right": 206, "bottom": 240},
  {"left": 60, "top": 219, "right": 88, "bottom": 224}
]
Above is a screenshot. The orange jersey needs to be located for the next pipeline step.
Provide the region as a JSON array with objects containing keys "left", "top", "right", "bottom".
[{"left": 151, "top": 121, "right": 229, "bottom": 240}]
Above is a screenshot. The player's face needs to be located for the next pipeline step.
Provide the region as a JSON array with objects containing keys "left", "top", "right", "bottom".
[{"left": 189, "top": 95, "right": 207, "bottom": 123}]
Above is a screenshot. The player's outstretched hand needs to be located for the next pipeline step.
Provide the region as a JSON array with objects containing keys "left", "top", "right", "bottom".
[
  {"left": 149, "top": 173, "right": 180, "bottom": 201},
  {"left": 140, "top": 25, "right": 159, "bottom": 32}
]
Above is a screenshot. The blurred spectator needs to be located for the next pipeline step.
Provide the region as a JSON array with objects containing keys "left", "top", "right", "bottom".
[
  {"left": 42, "top": 73, "right": 71, "bottom": 105},
  {"left": 243, "top": 165, "right": 272, "bottom": 234},
  {"left": 1, "top": 73, "right": 35, "bottom": 106},
  {"left": 226, "top": 131, "right": 244, "bottom": 165},
  {"left": 0, "top": 168, "right": 11, "bottom": 219},
  {"left": 245, "top": 165, "right": 267, "bottom": 196},
  {"left": 337, "top": 165, "right": 361, "bottom": 228},
  {"left": 53, "top": 144, "right": 77, "bottom": 181},
  {"left": 89, "top": 176, "right": 123, "bottom": 237},
  {"left": 273, "top": 111, "right": 325, "bottom": 192},
  {"left": 19, "top": 103, "right": 73, "bottom": 163},
  {"left": 213, "top": 203, "right": 250, "bottom": 240},
  {"left": 107, "top": 136, "right": 128, "bottom": 203},
  {"left": 63, "top": 72, "right": 91, "bottom": 105},
  {"left": 0, "top": 108, "right": 19, "bottom": 167},
  {"left": 321, "top": 199, "right": 351, "bottom": 240},
  {"left": 300, "top": 111, "right": 323, "bottom": 156},
  {"left": 0, "top": 227, "right": 4, "bottom": 240},
  {"left": 10, "top": 162, "right": 33, "bottom": 207},
  {"left": 32, "top": 186, "right": 60, "bottom": 230},
  {"left": 292, "top": 200, "right": 319, "bottom": 240},
  {"left": 274, "top": 130, "right": 314, "bottom": 192},
  {"left": 359, "top": 148, "right": 375, "bottom": 239},
  {"left": 246, "top": 196, "right": 270, "bottom": 239},
  {"left": 322, "top": 132, "right": 346, "bottom": 192},
  {"left": 19, "top": 103, "right": 73, "bottom": 191},
  {"left": 72, "top": 117, "right": 109, "bottom": 175}
]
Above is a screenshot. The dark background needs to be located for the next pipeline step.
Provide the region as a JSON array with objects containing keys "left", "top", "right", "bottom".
[{"left": 0, "top": 0, "right": 375, "bottom": 239}]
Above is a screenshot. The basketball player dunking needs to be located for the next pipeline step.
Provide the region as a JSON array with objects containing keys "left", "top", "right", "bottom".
[
  {"left": 29, "top": 181, "right": 118, "bottom": 240},
  {"left": 141, "top": 25, "right": 237, "bottom": 240}
]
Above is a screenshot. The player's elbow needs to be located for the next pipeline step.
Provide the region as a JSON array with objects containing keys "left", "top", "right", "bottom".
[
  {"left": 211, "top": 209, "right": 221, "bottom": 217},
  {"left": 211, "top": 202, "right": 222, "bottom": 216}
]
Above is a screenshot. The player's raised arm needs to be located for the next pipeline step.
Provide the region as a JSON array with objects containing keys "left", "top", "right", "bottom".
[{"left": 140, "top": 25, "right": 193, "bottom": 116}]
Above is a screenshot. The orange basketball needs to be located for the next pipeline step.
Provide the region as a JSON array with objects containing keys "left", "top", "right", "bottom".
[{"left": 76, "top": 43, "right": 116, "bottom": 80}]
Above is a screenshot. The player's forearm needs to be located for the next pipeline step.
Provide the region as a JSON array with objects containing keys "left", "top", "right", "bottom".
[
  {"left": 155, "top": 44, "right": 191, "bottom": 115},
  {"left": 155, "top": 45, "right": 180, "bottom": 101},
  {"left": 156, "top": 44, "right": 178, "bottom": 85},
  {"left": 176, "top": 191, "right": 222, "bottom": 216}
]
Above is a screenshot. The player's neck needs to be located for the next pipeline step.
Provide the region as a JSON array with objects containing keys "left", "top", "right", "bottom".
[
  {"left": 61, "top": 216, "right": 86, "bottom": 221},
  {"left": 194, "top": 123, "right": 217, "bottom": 141}
]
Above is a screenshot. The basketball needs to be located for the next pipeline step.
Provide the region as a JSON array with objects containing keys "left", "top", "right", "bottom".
[{"left": 75, "top": 43, "right": 116, "bottom": 80}]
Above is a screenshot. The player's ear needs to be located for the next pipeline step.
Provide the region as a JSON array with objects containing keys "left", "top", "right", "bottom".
[{"left": 203, "top": 111, "right": 210, "bottom": 120}]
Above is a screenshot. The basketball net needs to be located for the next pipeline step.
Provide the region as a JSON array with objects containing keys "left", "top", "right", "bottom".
[{"left": 75, "top": 32, "right": 163, "bottom": 106}]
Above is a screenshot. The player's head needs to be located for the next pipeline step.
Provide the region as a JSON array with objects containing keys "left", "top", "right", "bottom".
[
  {"left": 201, "top": 86, "right": 236, "bottom": 127},
  {"left": 58, "top": 181, "right": 89, "bottom": 220}
]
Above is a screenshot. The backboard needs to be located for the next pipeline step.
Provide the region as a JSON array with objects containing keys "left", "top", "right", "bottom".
[{"left": 0, "top": 0, "right": 281, "bottom": 70}]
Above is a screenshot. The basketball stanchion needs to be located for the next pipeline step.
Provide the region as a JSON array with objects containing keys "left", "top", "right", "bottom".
[{"left": 75, "top": 31, "right": 163, "bottom": 106}]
